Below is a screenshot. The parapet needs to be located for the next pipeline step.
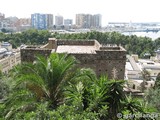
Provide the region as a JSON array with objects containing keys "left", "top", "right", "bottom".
[
  {"left": 99, "top": 44, "right": 126, "bottom": 51},
  {"left": 57, "top": 39, "right": 95, "bottom": 46},
  {"left": 20, "top": 46, "right": 52, "bottom": 62}
]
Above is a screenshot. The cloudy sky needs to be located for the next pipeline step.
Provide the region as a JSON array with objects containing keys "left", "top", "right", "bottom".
[{"left": 0, "top": 0, "right": 160, "bottom": 26}]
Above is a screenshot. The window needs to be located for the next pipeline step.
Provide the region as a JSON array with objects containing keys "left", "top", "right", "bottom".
[{"left": 133, "top": 84, "right": 135, "bottom": 89}]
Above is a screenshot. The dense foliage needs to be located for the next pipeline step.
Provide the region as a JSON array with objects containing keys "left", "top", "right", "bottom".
[
  {"left": 0, "top": 53, "right": 158, "bottom": 120},
  {"left": 0, "top": 29, "right": 52, "bottom": 48},
  {"left": 145, "top": 73, "right": 160, "bottom": 112},
  {"left": 0, "top": 29, "right": 160, "bottom": 58}
]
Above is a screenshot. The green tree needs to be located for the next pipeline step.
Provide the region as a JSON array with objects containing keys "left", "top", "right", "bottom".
[
  {"left": 3, "top": 53, "right": 79, "bottom": 119},
  {"left": 154, "top": 72, "right": 160, "bottom": 89},
  {"left": 64, "top": 74, "right": 109, "bottom": 119},
  {"left": 106, "top": 79, "right": 125, "bottom": 120},
  {"left": 145, "top": 88, "right": 160, "bottom": 112},
  {"left": 122, "top": 94, "right": 143, "bottom": 115}
]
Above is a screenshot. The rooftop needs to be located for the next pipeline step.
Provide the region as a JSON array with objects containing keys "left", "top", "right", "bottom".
[
  {"left": 55, "top": 39, "right": 125, "bottom": 54},
  {"left": 138, "top": 59, "right": 160, "bottom": 70},
  {"left": 1, "top": 42, "right": 11, "bottom": 46},
  {"left": 0, "top": 48, "right": 7, "bottom": 54},
  {"left": 125, "top": 62, "right": 133, "bottom": 70},
  {"left": 56, "top": 45, "right": 97, "bottom": 54}
]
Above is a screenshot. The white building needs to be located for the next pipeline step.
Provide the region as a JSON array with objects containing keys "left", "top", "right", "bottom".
[
  {"left": 1, "top": 42, "right": 12, "bottom": 51},
  {"left": 138, "top": 59, "right": 160, "bottom": 80},
  {"left": 0, "top": 42, "right": 21, "bottom": 74},
  {"left": 0, "top": 52, "right": 21, "bottom": 74},
  {"left": 125, "top": 55, "right": 157, "bottom": 91}
]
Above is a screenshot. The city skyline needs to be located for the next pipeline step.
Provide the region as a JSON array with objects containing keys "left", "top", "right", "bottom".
[{"left": 0, "top": 0, "right": 160, "bottom": 26}]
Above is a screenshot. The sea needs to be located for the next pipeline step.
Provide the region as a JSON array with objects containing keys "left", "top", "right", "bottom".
[{"left": 122, "top": 31, "right": 160, "bottom": 40}]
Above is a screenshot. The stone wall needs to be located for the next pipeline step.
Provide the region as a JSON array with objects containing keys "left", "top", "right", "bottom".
[
  {"left": 70, "top": 49, "right": 126, "bottom": 79},
  {"left": 20, "top": 38, "right": 126, "bottom": 79},
  {"left": 57, "top": 40, "right": 95, "bottom": 46},
  {"left": 20, "top": 47, "right": 52, "bottom": 62}
]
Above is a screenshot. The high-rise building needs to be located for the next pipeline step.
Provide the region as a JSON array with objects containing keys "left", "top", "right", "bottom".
[
  {"left": 92, "top": 14, "right": 102, "bottom": 28},
  {"left": 76, "top": 14, "right": 102, "bottom": 28},
  {"left": 46, "top": 14, "right": 53, "bottom": 29},
  {"left": 31, "top": 13, "right": 53, "bottom": 30},
  {"left": 55, "top": 15, "right": 63, "bottom": 26},
  {"left": 31, "top": 13, "right": 47, "bottom": 29},
  {"left": 85, "top": 14, "right": 92, "bottom": 28},
  {"left": 76, "top": 14, "right": 85, "bottom": 28}
]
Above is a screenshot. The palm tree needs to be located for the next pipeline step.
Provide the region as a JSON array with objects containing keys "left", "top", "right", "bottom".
[
  {"left": 122, "top": 94, "right": 143, "bottom": 115},
  {"left": 4, "top": 53, "right": 79, "bottom": 118},
  {"left": 19, "top": 53, "right": 78, "bottom": 104},
  {"left": 106, "top": 79, "right": 125, "bottom": 120},
  {"left": 86, "top": 75, "right": 109, "bottom": 119},
  {"left": 64, "top": 75, "right": 126, "bottom": 120},
  {"left": 145, "top": 88, "right": 160, "bottom": 112},
  {"left": 64, "top": 74, "right": 109, "bottom": 119}
]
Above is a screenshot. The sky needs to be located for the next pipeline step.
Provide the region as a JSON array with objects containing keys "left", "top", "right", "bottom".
[{"left": 0, "top": 0, "right": 160, "bottom": 26}]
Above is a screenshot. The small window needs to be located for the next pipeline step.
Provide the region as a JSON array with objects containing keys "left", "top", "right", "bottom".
[{"left": 133, "top": 84, "right": 135, "bottom": 89}]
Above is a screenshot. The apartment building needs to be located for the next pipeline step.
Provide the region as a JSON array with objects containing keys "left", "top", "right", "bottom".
[
  {"left": 31, "top": 13, "right": 53, "bottom": 30},
  {"left": 55, "top": 15, "right": 63, "bottom": 26},
  {"left": 0, "top": 42, "right": 21, "bottom": 74},
  {"left": 0, "top": 52, "right": 21, "bottom": 74},
  {"left": 76, "top": 14, "right": 102, "bottom": 28}
]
